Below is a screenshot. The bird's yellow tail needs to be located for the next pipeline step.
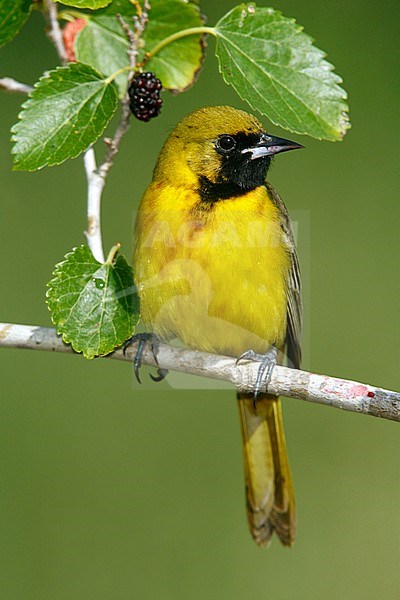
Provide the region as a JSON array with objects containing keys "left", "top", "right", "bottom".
[{"left": 237, "top": 393, "right": 296, "bottom": 547}]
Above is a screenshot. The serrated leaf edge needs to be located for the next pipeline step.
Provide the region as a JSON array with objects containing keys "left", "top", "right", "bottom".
[
  {"left": 11, "top": 63, "right": 119, "bottom": 171},
  {"left": 59, "top": 0, "right": 112, "bottom": 10},
  {"left": 46, "top": 245, "right": 99, "bottom": 358},
  {"left": 46, "top": 246, "right": 137, "bottom": 359},
  {"left": 215, "top": 4, "right": 350, "bottom": 140}
]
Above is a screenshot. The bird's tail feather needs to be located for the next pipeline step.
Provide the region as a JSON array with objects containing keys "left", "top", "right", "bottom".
[{"left": 237, "top": 393, "right": 296, "bottom": 547}]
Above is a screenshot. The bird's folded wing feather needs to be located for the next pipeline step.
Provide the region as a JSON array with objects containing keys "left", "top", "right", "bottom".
[{"left": 266, "top": 181, "right": 302, "bottom": 369}]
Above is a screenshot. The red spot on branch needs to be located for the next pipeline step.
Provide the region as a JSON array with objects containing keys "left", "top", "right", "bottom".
[{"left": 349, "top": 385, "right": 369, "bottom": 398}]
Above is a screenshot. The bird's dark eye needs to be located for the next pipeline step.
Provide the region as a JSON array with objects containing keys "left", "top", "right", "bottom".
[{"left": 216, "top": 135, "right": 236, "bottom": 154}]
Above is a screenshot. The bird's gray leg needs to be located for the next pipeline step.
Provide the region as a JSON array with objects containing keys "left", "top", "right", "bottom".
[
  {"left": 236, "top": 346, "right": 278, "bottom": 407},
  {"left": 123, "top": 333, "right": 169, "bottom": 384}
]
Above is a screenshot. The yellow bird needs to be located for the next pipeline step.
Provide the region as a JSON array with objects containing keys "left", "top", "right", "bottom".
[{"left": 133, "top": 106, "right": 303, "bottom": 547}]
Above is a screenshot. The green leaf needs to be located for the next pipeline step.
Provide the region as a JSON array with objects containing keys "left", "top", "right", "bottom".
[
  {"left": 11, "top": 62, "right": 119, "bottom": 171},
  {"left": 143, "top": 0, "right": 205, "bottom": 92},
  {"left": 214, "top": 4, "right": 350, "bottom": 140},
  {"left": 80, "top": 0, "right": 205, "bottom": 93},
  {"left": 75, "top": 16, "right": 130, "bottom": 97},
  {"left": 47, "top": 245, "right": 140, "bottom": 359},
  {"left": 0, "top": 0, "right": 33, "bottom": 48},
  {"left": 56, "top": 0, "right": 112, "bottom": 9},
  {"left": 94, "top": 0, "right": 142, "bottom": 13}
]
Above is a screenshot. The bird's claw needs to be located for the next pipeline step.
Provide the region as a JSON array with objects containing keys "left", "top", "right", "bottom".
[
  {"left": 150, "top": 368, "right": 169, "bottom": 382},
  {"left": 123, "top": 333, "right": 168, "bottom": 384},
  {"left": 236, "top": 346, "right": 278, "bottom": 407}
]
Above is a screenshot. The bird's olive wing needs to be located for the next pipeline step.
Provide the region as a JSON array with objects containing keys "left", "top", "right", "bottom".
[{"left": 265, "top": 181, "right": 302, "bottom": 369}]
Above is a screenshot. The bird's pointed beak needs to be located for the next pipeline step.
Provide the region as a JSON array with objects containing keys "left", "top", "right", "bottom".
[{"left": 242, "top": 134, "right": 304, "bottom": 160}]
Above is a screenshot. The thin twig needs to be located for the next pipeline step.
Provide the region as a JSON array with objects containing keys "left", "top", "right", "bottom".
[
  {"left": 1, "top": 323, "right": 399, "bottom": 423},
  {"left": 0, "top": 78, "right": 33, "bottom": 94},
  {"left": 44, "top": 0, "right": 68, "bottom": 65},
  {"left": 84, "top": 5, "right": 151, "bottom": 262},
  {"left": 118, "top": 0, "right": 151, "bottom": 69},
  {"left": 82, "top": 93, "right": 132, "bottom": 262},
  {"left": 117, "top": 15, "right": 139, "bottom": 71},
  {"left": 96, "top": 102, "right": 132, "bottom": 181},
  {"left": 99, "top": 3, "right": 152, "bottom": 180}
]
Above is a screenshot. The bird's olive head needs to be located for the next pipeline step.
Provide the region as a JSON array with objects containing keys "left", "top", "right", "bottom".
[{"left": 153, "top": 106, "right": 303, "bottom": 202}]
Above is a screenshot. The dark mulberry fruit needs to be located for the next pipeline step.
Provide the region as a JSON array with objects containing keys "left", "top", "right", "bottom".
[{"left": 128, "top": 72, "right": 163, "bottom": 122}]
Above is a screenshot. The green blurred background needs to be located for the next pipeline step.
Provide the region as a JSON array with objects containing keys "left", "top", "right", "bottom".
[{"left": 1, "top": 1, "right": 399, "bottom": 598}]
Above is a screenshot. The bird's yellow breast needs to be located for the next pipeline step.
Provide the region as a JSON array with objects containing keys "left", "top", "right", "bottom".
[{"left": 133, "top": 182, "right": 290, "bottom": 357}]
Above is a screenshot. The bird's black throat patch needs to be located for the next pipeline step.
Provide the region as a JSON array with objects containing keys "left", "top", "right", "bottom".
[
  {"left": 198, "top": 176, "right": 250, "bottom": 203},
  {"left": 197, "top": 131, "right": 272, "bottom": 204}
]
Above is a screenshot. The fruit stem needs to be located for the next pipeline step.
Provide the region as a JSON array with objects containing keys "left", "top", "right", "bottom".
[
  {"left": 58, "top": 10, "right": 87, "bottom": 22},
  {"left": 105, "top": 26, "right": 215, "bottom": 86},
  {"left": 105, "top": 66, "right": 137, "bottom": 86},
  {"left": 106, "top": 243, "right": 122, "bottom": 265},
  {"left": 145, "top": 26, "right": 216, "bottom": 61}
]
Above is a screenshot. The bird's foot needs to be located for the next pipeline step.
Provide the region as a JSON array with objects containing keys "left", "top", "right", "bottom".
[
  {"left": 236, "top": 346, "right": 277, "bottom": 407},
  {"left": 123, "top": 333, "right": 169, "bottom": 384}
]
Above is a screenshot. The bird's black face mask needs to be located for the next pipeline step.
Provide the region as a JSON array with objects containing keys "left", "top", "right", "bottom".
[{"left": 198, "top": 131, "right": 302, "bottom": 203}]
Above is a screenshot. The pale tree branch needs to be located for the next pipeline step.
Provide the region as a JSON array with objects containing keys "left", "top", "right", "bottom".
[
  {"left": 0, "top": 78, "right": 33, "bottom": 94},
  {"left": 83, "top": 5, "right": 150, "bottom": 262},
  {"left": 44, "top": 0, "right": 68, "bottom": 65},
  {"left": 1, "top": 323, "right": 398, "bottom": 423},
  {"left": 83, "top": 148, "right": 105, "bottom": 263}
]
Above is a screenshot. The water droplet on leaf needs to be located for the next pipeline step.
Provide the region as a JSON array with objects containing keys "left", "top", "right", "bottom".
[{"left": 93, "top": 278, "right": 105, "bottom": 289}]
